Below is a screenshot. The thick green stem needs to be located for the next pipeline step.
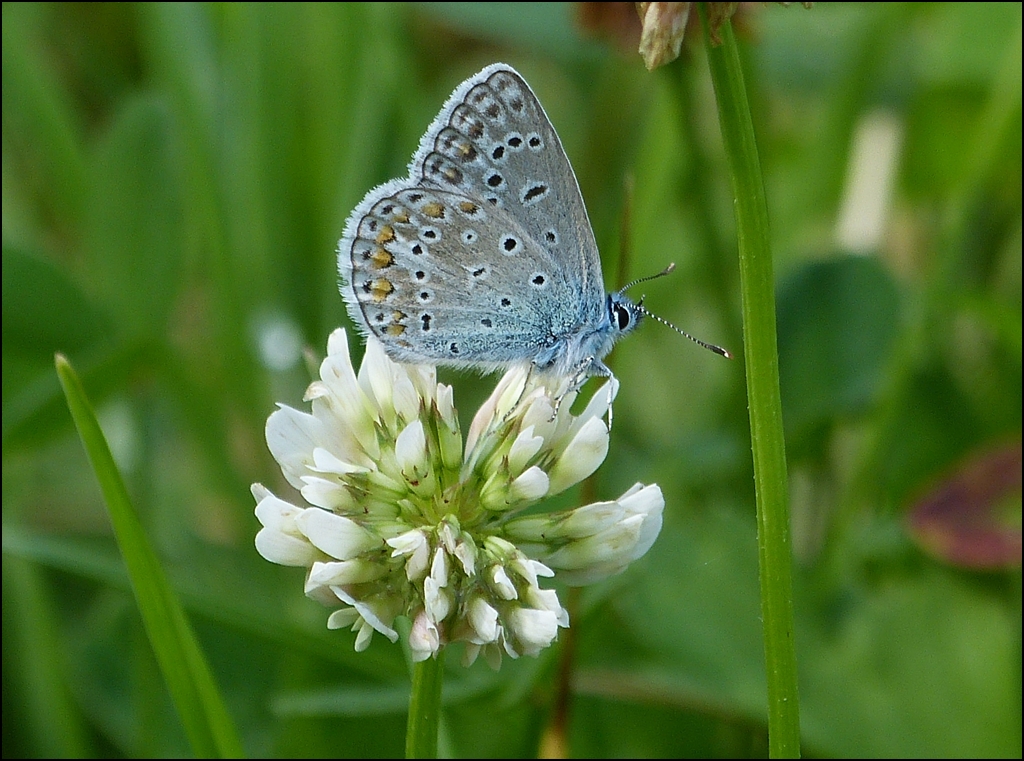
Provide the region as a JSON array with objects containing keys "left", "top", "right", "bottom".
[
  {"left": 406, "top": 650, "right": 445, "bottom": 759},
  {"left": 700, "top": 7, "right": 801, "bottom": 757}
]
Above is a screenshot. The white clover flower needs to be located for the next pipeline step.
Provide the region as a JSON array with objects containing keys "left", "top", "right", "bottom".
[{"left": 253, "top": 328, "right": 664, "bottom": 667}]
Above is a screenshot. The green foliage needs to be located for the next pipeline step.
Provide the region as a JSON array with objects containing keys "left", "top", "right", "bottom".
[
  {"left": 3, "top": 2, "right": 1020, "bottom": 757},
  {"left": 56, "top": 355, "right": 242, "bottom": 757}
]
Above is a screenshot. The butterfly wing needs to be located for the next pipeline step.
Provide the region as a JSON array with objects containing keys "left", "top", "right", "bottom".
[
  {"left": 412, "top": 64, "right": 605, "bottom": 316},
  {"left": 340, "top": 184, "right": 584, "bottom": 370},
  {"left": 338, "top": 64, "right": 606, "bottom": 372}
]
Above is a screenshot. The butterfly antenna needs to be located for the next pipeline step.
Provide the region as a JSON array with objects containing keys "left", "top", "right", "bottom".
[
  {"left": 624, "top": 263, "right": 732, "bottom": 359},
  {"left": 634, "top": 303, "right": 733, "bottom": 360},
  {"left": 619, "top": 262, "right": 677, "bottom": 293},
  {"left": 637, "top": 303, "right": 732, "bottom": 358}
]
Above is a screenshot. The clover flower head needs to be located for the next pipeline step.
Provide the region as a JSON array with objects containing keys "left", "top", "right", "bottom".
[{"left": 253, "top": 328, "right": 664, "bottom": 667}]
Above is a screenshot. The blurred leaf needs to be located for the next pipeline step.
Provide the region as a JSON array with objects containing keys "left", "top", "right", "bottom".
[
  {"left": 798, "top": 552, "right": 1021, "bottom": 757},
  {"left": 2, "top": 340, "right": 152, "bottom": 452},
  {"left": 912, "top": 2, "right": 1024, "bottom": 88},
  {"left": 572, "top": 499, "right": 1021, "bottom": 757},
  {"left": 1, "top": 555, "right": 90, "bottom": 757},
  {"left": 261, "top": 3, "right": 409, "bottom": 342},
  {"left": 422, "top": 3, "right": 607, "bottom": 63},
  {"left": 2, "top": 244, "right": 112, "bottom": 362},
  {"left": 875, "top": 363, "right": 994, "bottom": 507},
  {"left": 577, "top": 504, "right": 767, "bottom": 725},
  {"left": 83, "top": 93, "right": 185, "bottom": 336},
  {"left": 1, "top": 3, "right": 87, "bottom": 231},
  {"left": 904, "top": 88, "right": 987, "bottom": 199},
  {"left": 1, "top": 527, "right": 408, "bottom": 683},
  {"left": 445, "top": 696, "right": 548, "bottom": 758},
  {"left": 777, "top": 254, "right": 902, "bottom": 451},
  {"left": 908, "top": 440, "right": 1022, "bottom": 569}
]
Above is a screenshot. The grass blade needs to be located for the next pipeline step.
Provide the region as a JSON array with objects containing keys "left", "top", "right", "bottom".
[{"left": 55, "top": 353, "right": 243, "bottom": 758}]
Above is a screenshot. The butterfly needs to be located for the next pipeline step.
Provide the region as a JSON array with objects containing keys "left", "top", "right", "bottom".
[{"left": 337, "top": 63, "right": 728, "bottom": 384}]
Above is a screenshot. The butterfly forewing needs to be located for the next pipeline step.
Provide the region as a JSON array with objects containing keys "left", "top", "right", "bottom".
[
  {"left": 339, "top": 63, "right": 615, "bottom": 373},
  {"left": 412, "top": 66, "right": 605, "bottom": 315}
]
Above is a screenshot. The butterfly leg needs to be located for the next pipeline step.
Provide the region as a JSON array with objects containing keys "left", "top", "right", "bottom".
[{"left": 547, "top": 357, "right": 617, "bottom": 430}]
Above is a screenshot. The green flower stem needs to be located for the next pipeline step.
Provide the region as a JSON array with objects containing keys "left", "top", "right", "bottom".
[
  {"left": 406, "top": 650, "right": 445, "bottom": 759},
  {"left": 700, "top": 7, "right": 802, "bottom": 758}
]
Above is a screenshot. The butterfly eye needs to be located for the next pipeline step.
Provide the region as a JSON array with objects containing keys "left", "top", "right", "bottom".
[{"left": 612, "top": 302, "right": 631, "bottom": 331}]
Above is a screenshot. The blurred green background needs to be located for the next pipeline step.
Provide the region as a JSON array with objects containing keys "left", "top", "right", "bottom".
[{"left": 3, "top": 2, "right": 1020, "bottom": 757}]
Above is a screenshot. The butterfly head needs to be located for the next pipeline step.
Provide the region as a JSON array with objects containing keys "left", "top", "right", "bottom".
[{"left": 607, "top": 291, "right": 644, "bottom": 341}]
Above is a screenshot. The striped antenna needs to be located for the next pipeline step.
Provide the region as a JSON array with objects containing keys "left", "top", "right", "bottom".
[
  {"left": 621, "top": 263, "right": 733, "bottom": 360},
  {"left": 619, "top": 262, "right": 677, "bottom": 292}
]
